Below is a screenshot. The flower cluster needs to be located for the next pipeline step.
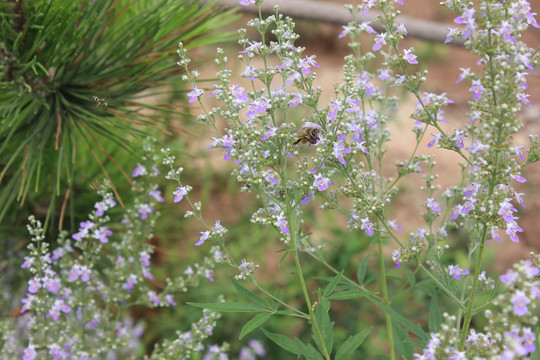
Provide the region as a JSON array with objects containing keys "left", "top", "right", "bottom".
[{"left": 414, "top": 259, "right": 540, "bottom": 359}]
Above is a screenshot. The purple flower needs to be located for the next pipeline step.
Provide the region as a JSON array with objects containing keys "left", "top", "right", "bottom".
[
  {"left": 80, "top": 266, "right": 91, "bottom": 282},
  {"left": 48, "top": 344, "right": 62, "bottom": 359},
  {"left": 239, "top": 0, "right": 256, "bottom": 6},
  {"left": 28, "top": 277, "right": 41, "bottom": 293},
  {"left": 469, "top": 80, "right": 485, "bottom": 100},
  {"left": 263, "top": 170, "right": 279, "bottom": 184},
  {"left": 289, "top": 93, "right": 303, "bottom": 107},
  {"left": 173, "top": 186, "right": 189, "bottom": 203},
  {"left": 242, "top": 65, "right": 258, "bottom": 80},
  {"left": 372, "top": 33, "right": 387, "bottom": 51},
  {"left": 313, "top": 174, "right": 333, "bottom": 191},
  {"left": 148, "top": 291, "right": 161, "bottom": 305},
  {"left": 445, "top": 27, "right": 460, "bottom": 44},
  {"left": 21, "top": 256, "right": 34, "bottom": 269},
  {"left": 246, "top": 97, "right": 271, "bottom": 117},
  {"left": 511, "top": 290, "right": 530, "bottom": 316},
  {"left": 165, "top": 294, "right": 177, "bottom": 306},
  {"left": 390, "top": 74, "right": 406, "bottom": 87},
  {"left": 149, "top": 189, "right": 165, "bottom": 202},
  {"left": 187, "top": 86, "right": 203, "bottom": 103},
  {"left": 510, "top": 174, "right": 527, "bottom": 183},
  {"left": 240, "top": 40, "right": 263, "bottom": 55},
  {"left": 454, "top": 8, "right": 476, "bottom": 38},
  {"left": 453, "top": 129, "right": 467, "bottom": 148},
  {"left": 73, "top": 221, "right": 95, "bottom": 240},
  {"left": 142, "top": 267, "right": 154, "bottom": 280},
  {"left": 140, "top": 251, "right": 151, "bottom": 267},
  {"left": 196, "top": 231, "right": 210, "bottom": 246},
  {"left": 388, "top": 220, "right": 403, "bottom": 230},
  {"left": 333, "top": 140, "right": 351, "bottom": 165},
  {"left": 427, "top": 133, "right": 441, "bottom": 148},
  {"left": 299, "top": 55, "right": 319, "bottom": 74},
  {"left": 505, "top": 221, "right": 523, "bottom": 242},
  {"left": 392, "top": 250, "right": 402, "bottom": 269},
  {"left": 205, "top": 269, "right": 215, "bottom": 282},
  {"left": 132, "top": 163, "right": 147, "bottom": 177},
  {"left": 448, "top": 264, "right": 469, "bottom": 280},
  {"left": 500, "top": 269, "right": 518, "bottom": 285},
  {"left": 327, "top": 99, "right": 342, "bottom": 122},
  {"left": 426, "top": 198, "right": 441, "bottom": 212},
  {"left": 361, "top": 218, "right": 374, "bottom": 236},
  {"left": 138, "top": 203, "right": 154, "bottom": 220},
  {"left": 20, "top": 295, "right": 34, "bottom": 313},
  {"left": 403, "top": 48, "right": 418, "bottom": 64},
  {"left": 94, "top": 226, "right": 112, "bottom": 243},
  {"left": 123, "top": 274, "right": 138, "bottom": 293},
  {"left": 456, "top": 67, "right": 470, "bottom": 83},
  {"left": 378, "top": 68, "right": 391, "bottom": 80},
  {"left": 498, "top": 201, "right": 517, "bottom": 223},
  {"left": 275, "top": 215, "right": 289, "bottom": 234},
  {"left": 94, "top": 201, "right": 107, "bottom": 216},
  {"left": 513, "top": 145, "right": 525, "bottom": 161},
  {"left": 43, "top": 275, "right": 61, "bottom": 293},
  {"left": 301, "top": 190, "right": 315, "bottom": 205},
  {"left": 464, "top": 182, "right": 480, "bottom": 197},
  {"left": 23, "top": 345, "right": 37, "bottom": 360},
  {"left": 47, "top": 299, "right": 71, "bottom": 322},
  {"left": 261, "top": 126, "right": 277, "bottom": 141},
  {"left": 230, "top": 85, "right": 249, "bottom": 102}
]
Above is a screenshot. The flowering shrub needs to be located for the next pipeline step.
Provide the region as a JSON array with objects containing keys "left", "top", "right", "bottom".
[
  {"left": 2, "top": 0, "right": 540, "bottom": 359},
  {"left": 173, "top": 0, "right": 540, "bottom": 358}
]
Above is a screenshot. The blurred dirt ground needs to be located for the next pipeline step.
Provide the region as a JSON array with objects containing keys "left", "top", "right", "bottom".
[{"left": 187, "top": 0, "right": 540, "bottom": 271}]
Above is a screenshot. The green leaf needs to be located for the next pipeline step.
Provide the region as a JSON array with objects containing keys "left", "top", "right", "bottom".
[
  {"left": 188, "top": 302, "right": 266, "bottom": 313},
  {"left": 532, "top": 326, "right": 540, "bottom": 360},
  {"left": 335, "top": 328, "right": 371, "bottom": 360},
  {"left": 368, "top": 298, "right": 429, "bottom": 342},
  {"left": 356, "top": 255, "right": 370, "bottom": 283},
  {"left": 239, "top": 313, "right": 272, "bottom": 339},
  {"left": 313, "top": 303, "right": 334, "bottom": 355},
  {"left": 261, "top": 328, "right": 302, "bottom": 355},
  {"left": 323, "top": 271, "right": 343, "bottom": 298},
  {"left": 278, "top": 249, "right": 292, "bottom": 266},
  {"left": 327, "top": 290, "right": 377, "bottom": 300},
  {"left": 231, "top": 278, "right": 271, "bottom": 309},
  {"left": 404, "top": 268, "right": 416, "bottom": 286},
  {"left": 428, "top": 291, "right": 441, "bottom": 333},
  {"left": 392, "top": 321, "right": 414, "bottom": 359}
]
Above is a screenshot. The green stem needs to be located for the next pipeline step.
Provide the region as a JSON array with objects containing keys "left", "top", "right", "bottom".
[
  {"left": 378, "top": 232, "right": 395, "bottom": 360},
  {"left": 457, "top": 225, "right": 487, "bottom": 350},
  {"left": 252, "top": 281, "right": 309, "bottom": 318},
  {"left": 291, "top": 246, "right": 331, "bottom": 359}
]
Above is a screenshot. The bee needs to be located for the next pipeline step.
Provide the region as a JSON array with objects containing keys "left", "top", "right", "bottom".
[
  {"left": 293, "top": 126, "right": 320, "bottom": 146},
  {"left": 92, "top": 96, "right": 111, "bottom": 107}
]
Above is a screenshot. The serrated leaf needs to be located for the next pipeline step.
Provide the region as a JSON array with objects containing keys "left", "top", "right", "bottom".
[
  {"left": 239, "top": 313, "right": 272, "bottom": 339},
  {"left": 231, "top": 278, "right": 271, "bottom": 309},
  {"left": 335, "top": 328, "right": 371, "bottom": 360},
  {"left": 429, "top": 291, "right": 441, "bottom": 333},
  {"left": 188, "top": 302, "right": 266, "bottom": 313},
  {"left": 323, "top": 271, "right": 343, "bottom": 298},
  {"left": 327, "top": 290, "right": 377, "bottom": 300},
  {"left": 356, "top": 255, "right": 370, "bottom": 283}
]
